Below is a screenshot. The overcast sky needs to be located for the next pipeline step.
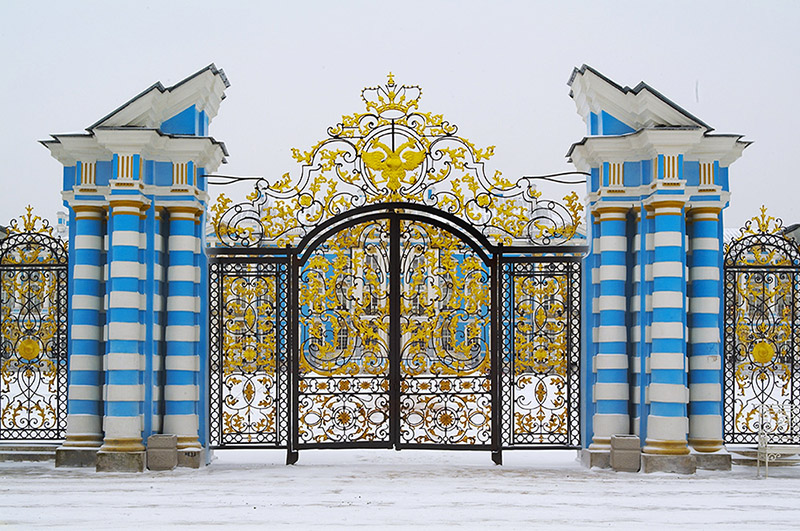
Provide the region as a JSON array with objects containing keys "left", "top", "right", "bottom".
[{"left": 1, "top": 0, "right": 798, "bottom": 231}]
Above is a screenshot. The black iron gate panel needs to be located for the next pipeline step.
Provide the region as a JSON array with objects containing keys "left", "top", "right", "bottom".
[
  {"left": 0, "top": 208, "right": 68, "bottom": 441},
  {"left": 296, "top": 220, "right": 391, "bottom": 447},
  {"left": 208, "top": 256, "right": 289, "bottom": 447},
  {"left": 723, "top": 208, "right": 800, "bottom": 445},
  {"left": 398, "top": 220, "right": 492, "bottom": 447},
  {"left": 500, "top": 258, "right": 581, "bottom": 447}
]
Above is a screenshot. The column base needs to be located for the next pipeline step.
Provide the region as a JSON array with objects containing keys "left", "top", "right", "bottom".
[
  {"left": 96, "top": 451, "right": 146, "bottom": 473},
  {"left": 692, "top": 449, "right": 731, "bottom": 471},
  {"left": 580, "top": 448, "right": 611, "bottom": 469},
  {"left": 642, "top": 438, "right": 690, "bottom": 455},
  {"left": 689, "top": 438, "right": 724, "bottom": 453},
  {"left": 641, "top": 453, "right": 696, "bottom": 474}
]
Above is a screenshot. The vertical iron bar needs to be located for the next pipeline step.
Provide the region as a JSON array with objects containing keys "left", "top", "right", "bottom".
[
  {"left": 491, "top": 252, "right": 502, "bottom": 465},
  {"left": 287, "top": 254, "right": 299, "bottom": 464},
  {"left": 389, "top": 213, "right": 401, "bottom": 447}
]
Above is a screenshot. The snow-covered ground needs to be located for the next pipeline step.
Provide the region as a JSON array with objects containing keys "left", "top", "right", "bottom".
[{"left": 2, "top": 449, "right": 799, "bottom": 530}]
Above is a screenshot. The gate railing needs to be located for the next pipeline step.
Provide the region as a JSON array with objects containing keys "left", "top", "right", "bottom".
[{"left": 0, "top": 206, "right": 68, "bottom": 442}]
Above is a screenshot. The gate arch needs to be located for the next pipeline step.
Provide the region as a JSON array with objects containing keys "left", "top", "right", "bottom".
[
  {"left": 723, "top": 207, "right": 800, "bottom": 444},
  {"left": 0, "top": 207, "right": 68, "bottom": 441},
  {"left": 207, "top": 74, "right": 586, "bottom": 462}
]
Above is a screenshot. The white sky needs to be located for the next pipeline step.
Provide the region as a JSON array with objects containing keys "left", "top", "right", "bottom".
[{"left": 1, "top": 0, "right": 798, "bottom": 230}]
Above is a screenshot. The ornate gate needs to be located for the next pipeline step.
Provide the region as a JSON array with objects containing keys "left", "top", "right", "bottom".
[
  {"left": 0, "top": 207, "right": 68, "bottom": 441},
  {"left": 723, "top": 207, "right": 800, "bottom": 444},
  {"left": 208, "top": 75, "right": 585, "bottom": 461}
]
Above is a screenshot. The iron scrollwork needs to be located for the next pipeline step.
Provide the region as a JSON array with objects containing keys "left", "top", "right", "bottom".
[
  {"left": 0, "top": 206, "right": 68, "bottom": 441},
  {"left": 723, "top": 206, "right": 800, "bottom": 444},
  {"left": 210, "top": 74, "right": 584, "bottom": 249}
]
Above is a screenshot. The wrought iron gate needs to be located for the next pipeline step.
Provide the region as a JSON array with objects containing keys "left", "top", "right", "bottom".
[
  {"left": 0, "top": 207, "right": 68, "bottom": 441},
  {"left": 207, "top": 74, "right": 585, "bottom": 461},
  {"left": 723, "top": 207, "right": 800, "bottom": 444}
]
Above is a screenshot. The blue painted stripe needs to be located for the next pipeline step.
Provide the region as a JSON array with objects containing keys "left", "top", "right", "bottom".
[
  {"left": 109, "top": 277, "right": 139, "bottom": 292},
  {"left": 71, "top": 339, "right": 102, "bottom": 355},
  {"left": 653, "top": 308, "right": 684, "bottom": 322},
  {"left": 166, "top": 342, "right": 195, "bottom": 356},
  {"left": 73, "top": 279, "right": 102, "bottom": 296},
  {"left": 689, "top": 313, "right": 718, "bottom": 328},
  {"left": 597, "top": 342, "right": 627, "bottom": 355},
  {"left": 601, "top": 252, "right": 627, "bottom": 265},
  {"left": 691, "top": 343, "right": 720, "bottom": 356},
  {"left": 107, "top": 402, "right": 141, "bottom": 417},
  {"left": 690, "top": 401, "right": 721, "bottom": 415},
  {"left": 68, "top": 400, "right": 103, "bottom": 415},
  {"left": 597, "top": 400, "right": 628, "bottom": 414},
  {"left": 165, "top": 371, "right": 196, "bottom": 386},
  {"left": 689, "top": 370, "right": 721, "bottom": 384},
  {"left": 71, "top": 309, "right": 101, "bottom": 325},
  {"left": 652, "top": 338, "right": 685, "bottom": 353},
  {"left": 73, "top": 250, "right": 102, "bottom": 265},
  {"left": 653, "top": 276, "right": 683, "bottom": 292},
  {"left": 596, "top": 369, "right": 628, "bottom": 382},
  {"left": 168, "top": 281, "right": 195, "bottom": 297},
  {"left": 107, "top": 307, "right": 139, "bottom": 323},
  {"left": 650, "top": 369, "right": 685, "bottom": 384},
  {"left": 654, "top": 215, "right": 682, "bottom": 232},
  {"left": 166, "top": 311, "right": 195, "bottom": 326},
  {"left": 110, "top": 246, "right": 139, "bottom": 262},
  {"left": 69, "top": 370, "right": 103, "bottom": 386},
  {"left": 168, "top": 250, "right": 195, "bottom": 266},
  {"left": 107, "top": 370, "right": 142, "bottom": 385},
  {"left": 111, "top": 215, "right": 141, "bottom": 231},
  {"left": 164, "top": 401, "right": 196, "bottom": 415},
  {"left": 653, "top": 246, "right": 683, "bottom": 262}
]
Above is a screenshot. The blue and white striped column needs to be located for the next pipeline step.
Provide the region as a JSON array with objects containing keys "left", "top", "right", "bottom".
[
  {"left": 150, "top": 208, "right": 166, "bottom": 434},
  {"left": 163, "top": 207, "right": 202, "bottom": 455},
  {"left": 590, "top": 206, "right": 630, "bottom": 449},
  {"left": 60, "top": 205, "right": 105, "bottom": 454},
  {"left": 687, "top": 207, "right": 724, "bottom": 452},
  {"left": 99, "top": 198, "right": 146, "bottom": 455},
  {"left": 630, "top": 207, "right": 644, "bottom": 436},
  {"left": 643, "top": 200, "right": 689, "bottom": 455}
]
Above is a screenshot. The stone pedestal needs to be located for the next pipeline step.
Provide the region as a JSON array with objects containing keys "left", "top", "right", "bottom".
[
  {"left": 147, "top": 435, "right": 178, "bottom": 471},
  {"left": 694, "top": 450, "right": 731, "bottom": 471},
  {"left": 178, "top": 447, "right": 205, "bottom": 468},
  {"left": 55, "top": 447, "right": 98, "bottom": 468},
  {"left": 641, "top": 453, "right": 696, "bottom": 474},
  {"left": 610, "top": 434, "right": 641, "bottom": 472},
  {"left": 96, "top": 451, "right": 146, "bottom": 473},
  {"left": 580, "top": 448, "right": 610, "bottom": 469}
]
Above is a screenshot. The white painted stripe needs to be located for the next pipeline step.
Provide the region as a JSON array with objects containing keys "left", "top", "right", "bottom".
[
  {"left": 649, "top": 383, "right": 688, "bottom": 403},
  {"left": 69, "top": 354, "right": 103, "bottom": 371},
  {"left": 645, "top": 233, "right": 654, "bottom": 250},
  {"left": 691, "top": 237, "right": 719, "bottom": 251},
  {"left": 72, "top": 295, "right": 102, "bottom": 310},
  {"left": 167, "top": 296, "right": 198, "bottom": 312},
  {"left": 166, "top": 325, "right": 199, "bottom": 342},
  {"left": 688, "top": 354, "right": 721, "bottom": 371},
  {"left": 654, "top": 231, "right": 682, "bottom": 248},
  {"left": 153, "top": 326, "right": 163, "bottom": 341},
  {"left": 690, "top": 266, "right": 720, "bottom": 281},
  {"left": 169, "top": 235, "right": 197, "bottom": 251},
  {"left": 165, "top": 356, "right": 200, "bottom": 371},
  {"left": 103, "top": 416, "right": 144, "bottom": 438},
  {"left": 690, "top": 327, "right": 720, "bottom": 343},
  {"left": 689, "top": 297, "right": 720, "bottom": 314},
  {"left": 74, "top": 235, "right": 103, "bottom": 250},
  {"left": 73, "top": 264, "right": 103, "bottom": 281},
  {"left": 594, "top": 354, "right": 628, "bottom": 369},
  {"left": 63, "top": 415, "right": 103, "bottom": 437},
  {"left": 651, "top": 322, "right": 684, "bottom": 339},
  {"left": 69, "top": 385, "right": 102, "bottom": 401},
  {"left": 109, "top": 291, "right": 141, "bottom": 309},
  {"left": 631, "top": 326, "right": 641, "bottom": 342},
  {"left": 153, "top": 297, "right": 164, "bottom": 312},
  {"left": 71, "top": 325, "right": 102, "bottom": 341},
  {"left": 106, "top": 352, "right": 145, "bottom": 371},
  {"left": 105, "top": 384, "right": 144, "bottom": 401},
  {"left": 168, "top": 265, "right": 197, "bottom": 282},
  {"left": 646, "top": 416, "right": 689, "bottom": 441},
  {"left": 688, "top": 416, "right": 722, "bottom": 440},
  {"left": 591, "top": 298, "right": 599, "bottom": 314},
  {"left": 152, "top": 356, "right": 162, "bottom": 371},
  {"left": 108, "top": 322, "right": 143, "bottom": 341},
  {"left": 645, "top": 294, "right": 653, "bottom": 310},
  {"left": 597, "top": 326, "right": 627, "bottom": 343},
  {"left": 649, "top": 352, "right": 685, "bottom": 370},
  {"left": 652, "top": 291, "right": 684, "bottom": 308},
  {"left": 162, "top": 415, "right": 199, "bottom": 438},
  {"left": 164, "top": 385, "right": 199, "bottom": 401},
  {"left": 630, "top": 295, "right": 640, "bottom": 312},
  {"left": 690, "top": 383, "right": 721, "bottom": 401},
  {"left": 591, "top": 328, "right": 598, "bottom": 344},
  {"left": 112, "top": 230, "right": 141, "bottom": 247},
  {"left": 599, "top": 236, "right": 627, "bottom": 252},
  {"left": 594, "top": 383, "right": 630, "bottom": 400},
  {"left": 154, "top": 266, "right": 164, "bottom": 282},
  {"left": 645, "top": 264, "right": 653, "bottom": 281},
  {"left": 653, "top": 261, "right": 684, "bottom": 278},
  {"left": 599, "top": 265, "right": 626, "bottom": 281},
  {"left": 598, "top": 295, "right": 626, "bottom": 311},
  {"left": 592, "top": 415, "right": 630, "bottom": 439},
  {"left": 110, "top": 261, "right": 141, "bottom": 279}
]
